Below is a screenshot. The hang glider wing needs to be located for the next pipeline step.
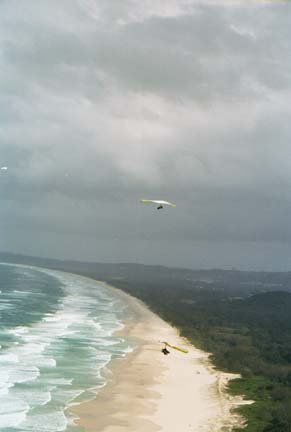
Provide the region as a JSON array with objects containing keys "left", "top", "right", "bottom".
[
  {"left": 162, "top": 341, "right": 188, "bottom": 354},
  {"left": 140, "top": 199, "right": 176, "bottom": 207}
]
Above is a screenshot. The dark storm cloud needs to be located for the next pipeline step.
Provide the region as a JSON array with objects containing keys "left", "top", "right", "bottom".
[{"left": 1, "top": 0, "right": 291, "bottom": 269}]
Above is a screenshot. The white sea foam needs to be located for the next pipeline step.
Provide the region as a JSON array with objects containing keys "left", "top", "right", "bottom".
[
  {"left": 0, "top": 411, "right": 27, "bottom": 429},
  {"left": 53, "top": 389, "right": 84, "bottom": 405},
  {"left": 0, "top": 396, "right": 29, "bottom": 428},
  {"left": 0, "top": 396, "right": 29, "bottom": 414},
  {"left": 20, "top": 342, "right": 47, "bottom": 354},
  {"left": 13, "top": 388, "right": 52, "bottom": 407},
  {"left": 38, "top": 357, "right": 57, "bottom": 368},
  {"left": 44, "top": 378, "right": 73, "bottom": 386},
  {"left": 13, "top": 290, "right": 34, "bottom": 295},
  {"left": 8, "top": 326, "right": 29, "bottom": 336},
  {"left": 0, "top": 265, "right": 134, "bottom": 432},
  {"left": 20, "top": 410, "right": 68, "bottom": 431},
  {"left": 8, "top": 366, "right": 40, "bottom": 384},
  {"left": 0, "top": 382, "right": 13, "bottom": 396},
  {"left": 0, "top": 353, "right": 19, "bottom": 363}
]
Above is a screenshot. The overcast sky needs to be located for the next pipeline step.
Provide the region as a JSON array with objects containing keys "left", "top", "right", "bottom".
[{"left": 1, "top": 0, "right": 291, "bottom": 270}]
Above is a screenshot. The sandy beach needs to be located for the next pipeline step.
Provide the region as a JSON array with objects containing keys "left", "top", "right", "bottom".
[{"left": 72, "top": 282, "right": 251, "bottom": 432}]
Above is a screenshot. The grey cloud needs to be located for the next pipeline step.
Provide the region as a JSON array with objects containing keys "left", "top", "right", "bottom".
[
  {"left": 1, "top": 0, "right": 291, "bottom": 269},
  {"left": 2, "top": 3, "right": 290, "bottom": 103}
]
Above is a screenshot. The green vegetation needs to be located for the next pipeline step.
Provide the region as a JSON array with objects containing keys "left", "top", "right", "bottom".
[
  {"left": 2, "top": 253, "right": 291, "bottom": 431},
  {"left": 104, "top": 280, "right": 291, "bottom": 431}
]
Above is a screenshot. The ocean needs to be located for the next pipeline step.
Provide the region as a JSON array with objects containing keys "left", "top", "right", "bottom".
[{"left": 0, "top": 263, "right": 136, "bottom": 431}]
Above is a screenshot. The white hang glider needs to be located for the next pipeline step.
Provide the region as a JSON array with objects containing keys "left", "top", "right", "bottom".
[{"left": 140, "top": 199, "right": 176, "bottom": 210}]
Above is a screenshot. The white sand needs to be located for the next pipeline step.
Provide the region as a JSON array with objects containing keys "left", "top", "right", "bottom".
[{"left": 72, "top": 280, "right": 252, "bottom": 432}]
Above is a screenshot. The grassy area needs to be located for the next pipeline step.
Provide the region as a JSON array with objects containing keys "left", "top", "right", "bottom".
[{"left": 229, "top": 377, "right": 273, "bottom": 431}]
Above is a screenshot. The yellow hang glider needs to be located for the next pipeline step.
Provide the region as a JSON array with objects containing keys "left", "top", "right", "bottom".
[
  {"left": 140, "top": 199, "right": 176, "bottom": 210},
  {"left": 162, "top": 341, "right": 188, "bottom": 354}
]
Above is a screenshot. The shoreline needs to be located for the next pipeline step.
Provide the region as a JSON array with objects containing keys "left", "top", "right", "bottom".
[
  {"left": 1, "top": 264, "right": 251, "bottom": 431},
  {"left": 71, "top": 279, "right": 252, "bottom": 432}
]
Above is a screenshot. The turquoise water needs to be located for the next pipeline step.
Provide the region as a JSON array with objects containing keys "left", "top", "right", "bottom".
[{"left": 0, "top": 264, "right": 135, "bottom": 431}]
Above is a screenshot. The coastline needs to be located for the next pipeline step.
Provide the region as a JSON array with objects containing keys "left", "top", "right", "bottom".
[
  {"left": 71, "top": 279, "right": 252, "bottom": 432},
  {"left": 1, "top": 264, "right": 251, "bottom": 431}
]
